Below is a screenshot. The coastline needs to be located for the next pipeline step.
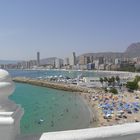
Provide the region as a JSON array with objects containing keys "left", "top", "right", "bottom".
[
  {"left": 13, "top": 77, "right": 100, "bottom": 127},
  {"left": 9, "top": 68, "right": 140, "bottom": 77},
  {"left": 12, "top": 76, "right": 140, "bottom": 129},
  {"left": 79, "top": 92, "right": 98, "bottom": 127}
]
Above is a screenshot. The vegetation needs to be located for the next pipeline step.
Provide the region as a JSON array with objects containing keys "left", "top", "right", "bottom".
[
  {"left": 126, "top": 75, "right": 140, "bottom": 91},
  {"left": 104, "top": 77, "right": 108, "bottom": 82},
  {"left": 134, "top": 75, "right": 140, "bottom": 83},
  {"left": 110, "top": 88, "right": 118, "bottom": 94},
  {"left": 99, "top": 77, "right": 104, "bottom": 86},
  {"left": 100, "top": 76, "right": 120, "bottom": 87},
  {"left": 100, "top": 76, "right": 121, "bottom": 94},
  {"left": 126, "top": 81, "right": 138, "bottom": 91},
  {"left": 116, "top": 75, "right": 120, "bottom": 85},
  {"left": 104, "top": 87, "right": 108, "bottom": 93}
]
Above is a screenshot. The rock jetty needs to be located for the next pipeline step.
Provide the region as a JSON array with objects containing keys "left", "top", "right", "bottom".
[{"left": 13, "top": 77, "right": 94, "bottom": 93}]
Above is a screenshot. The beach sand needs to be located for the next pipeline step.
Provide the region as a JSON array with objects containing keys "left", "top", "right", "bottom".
[{"left": 80, "top": 89, "right": 140, "bottom": 127}]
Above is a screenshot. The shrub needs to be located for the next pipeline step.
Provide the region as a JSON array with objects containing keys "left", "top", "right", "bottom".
[{"left": 110, "top": 88, "right": 118, "bottom": 94}]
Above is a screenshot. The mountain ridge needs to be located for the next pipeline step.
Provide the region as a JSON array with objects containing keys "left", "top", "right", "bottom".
[{"left": 79, "top": 42, "right": 140, "bottom": 58}]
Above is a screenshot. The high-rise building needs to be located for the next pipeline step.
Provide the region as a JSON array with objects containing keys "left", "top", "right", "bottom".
[
  {"left": 79, "top": 56, "right": 86, "bottom": 65},
  {"left": 115, "top": 58, "right": 121, "bottom": 65},
  {"left": 98, "top": 57, "right": 104, "bottom": 64},
  {"left": 94, "top": 60, "right": 99, "bottom": 69},
  {"left": 64, "top": 57, "right": 69, "bottom": 66},
  {"left": 69, "top": 52, "right": 76, "bottom": 66},
  {"left": 79, "top": 56, "right": 91, "bottom": 65},
  {"left": 55, "top": 58, "right": 61, "bottom": 69},
  {"left": 37, "top": 52, "right": 40, "bottom": 66}
]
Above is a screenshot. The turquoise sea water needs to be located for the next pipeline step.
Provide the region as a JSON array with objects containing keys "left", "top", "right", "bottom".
[
  {"left": 8, "top": 69, "right": 121, "bottom": 135},
  {"left": 10, "top": 83, "right": 91, "bottom": 134},
  {"left": 8, "top": 69, "right": 98, "bottom": 78}
]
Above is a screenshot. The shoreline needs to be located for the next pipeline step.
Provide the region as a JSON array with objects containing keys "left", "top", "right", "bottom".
[
  {"left": 8, "top": 68, "right": 139, "bottom": 73},
  {"left": 79, "top": 92, "right": 98, "bottom": 127},
  {"left": 9, "top": 68, "right": 140, "bottom": 78},
  {"left": 13, "top": 77, "right": 100, "bottom": 127},
  {"left": 13, "top": 76, "right": 140, "bottom": 129}
]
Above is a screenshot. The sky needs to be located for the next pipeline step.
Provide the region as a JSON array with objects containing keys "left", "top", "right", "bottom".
[{"left": 0, "top": 0, "right": 140, "bottom": 60}]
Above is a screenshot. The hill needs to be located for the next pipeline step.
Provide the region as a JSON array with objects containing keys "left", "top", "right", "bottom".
[
  {"left": 79, "top": 42, "right": 140, "bottom": 58},
  {"left": 78, "top": 52, "right": 123, "bottom": 58},
  {"left": 124, "top": 42, "right": 140, "bottom": 57}
]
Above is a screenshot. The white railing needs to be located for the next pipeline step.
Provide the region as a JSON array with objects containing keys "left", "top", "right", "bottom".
[{"left": 40, "top": 122, "right": 140, "bottom": 140}]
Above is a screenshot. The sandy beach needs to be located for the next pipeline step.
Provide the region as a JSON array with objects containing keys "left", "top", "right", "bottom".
[{"left": 81, "top": 89, "right": 140, "bottom": 127}]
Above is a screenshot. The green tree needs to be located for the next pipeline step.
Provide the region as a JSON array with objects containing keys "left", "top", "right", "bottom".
[
  {"left": 103, "top": 77, "right": 108, "bottom": 87},
  {"left": 104, "top": 87, "right": 108, "bottom": 93},
  {"left": 99, "top": 77, "right": 104, "bottom": 86},
  {"left": 111, "top": 76, "right": 115, "bottom": 87},
  {"left": 104, "top": 77, "right": 108, "bottom": 82},
  {"left": 126, "top": 75, "right": 140, "bottom": 91},
  {"left": 134, "top": 75, "right": 140, "bottom": 83},
  {"left": 116, "top": 76, "right": 120, "bottom": 85},
  {"left": 126, "top": 81, "right": 138, "bottom": 91},
  {"left": 108, "top": 77, "right": 113, "bottom": 86},
  {"left": 110, "top": 88, "right": 118, "bottom": 94}
]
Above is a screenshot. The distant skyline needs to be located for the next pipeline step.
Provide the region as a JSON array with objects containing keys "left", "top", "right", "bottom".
[{"left": 0, "top": 0, "right": 140, "bottom": 60}]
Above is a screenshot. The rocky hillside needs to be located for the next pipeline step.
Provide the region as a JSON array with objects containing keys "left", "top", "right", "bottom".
[
  {"left": 79, "top": 42, "right": 140, "bottom": 58},
  {"left": 124, "top": 42, "right": 140, "bottom": 57}
]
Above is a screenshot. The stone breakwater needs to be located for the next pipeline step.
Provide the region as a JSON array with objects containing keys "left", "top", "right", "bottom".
[{"left": 12, "top": 77, "right": 94, "bottom": 93}]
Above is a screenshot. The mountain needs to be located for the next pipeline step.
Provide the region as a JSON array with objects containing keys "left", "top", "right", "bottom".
[
  {"left": 78, "top": 52, "right": 123, "bottom": 58},
  {"left": 1, "top": 42, "right": 140, "bottom": 65},
  {"left": 40, "top": 57, "right": 56, "bottom": 65},
  {"left": 124, "top": 42, "right": 140, "bottom": 57},
  {"left": 79, "top": 42, "right": 140, "bottom": 58}
]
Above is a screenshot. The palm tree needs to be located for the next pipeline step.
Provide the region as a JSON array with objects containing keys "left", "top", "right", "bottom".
[
  {"left": 111, "top": 76, "right": 115, "bottom": 87},
  {"left": 116, "top": 76, "right": 120, "bottom": 86},
  {"left": 108, "top": 77, "right": 112, "bottom": 86},
  {"left": 104, "top": 77, "right": 108, "bottom": 87},
  {"left": 104, "top": 77, "right": 108, "bottom": 82},
  {"left": 99, "top": 77, "right": 104, "bottom": 87}
]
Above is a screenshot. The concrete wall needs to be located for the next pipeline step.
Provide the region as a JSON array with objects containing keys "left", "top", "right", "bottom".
[{"left": 40, "top": 123, "right": 140, "bottom": 140}]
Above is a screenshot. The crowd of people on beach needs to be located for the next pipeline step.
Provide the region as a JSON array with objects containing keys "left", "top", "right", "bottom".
[{"left": 83, "top": 90, "right": 140, "bottom": 127}]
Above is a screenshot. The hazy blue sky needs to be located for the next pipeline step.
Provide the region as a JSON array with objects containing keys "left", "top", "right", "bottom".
[{"left": 0, "top": 0, "right": 140, "bottom": 60}]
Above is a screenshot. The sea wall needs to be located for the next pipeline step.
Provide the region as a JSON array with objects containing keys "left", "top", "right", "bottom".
[
  {"left": 40, "top": 122, "right": 140, "bottom": 140},
  {"left": 13, "top": 77, "right": 95, "bottom": 93}
]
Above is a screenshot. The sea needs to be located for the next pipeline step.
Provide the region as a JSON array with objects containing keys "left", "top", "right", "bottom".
[
  {"left": 8, "top": 69, "right": 97, "bottom": 135},
  {"left": 8, "top": 69, "right": 98, "bottom": 79}
]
